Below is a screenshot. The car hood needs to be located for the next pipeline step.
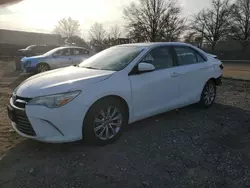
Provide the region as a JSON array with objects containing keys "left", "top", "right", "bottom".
[
  {"left": 16, "top": 66, "right": 115, "bottom": 98},
  {"left": 21, "top": 55, "right": 46, "bottom": 61},
  {"left": 18, "top": 49, "right": 36, "bottom": 57}
]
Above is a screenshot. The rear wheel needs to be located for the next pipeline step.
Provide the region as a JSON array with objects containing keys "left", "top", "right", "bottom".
[
  {"left": 83, "top": 98, "right": 128, "bottom": 145},
  {"left": 199, "top": 80, "right": 216, "bottom": 108},
  {"left": 36, "top": 63, "right": 50, "bottom": 73}
]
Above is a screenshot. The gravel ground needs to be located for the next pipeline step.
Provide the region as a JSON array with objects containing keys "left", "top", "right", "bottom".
[
  {"left": 0, "top": 79, "right": 250, "bottom": 188},
  {"left": 223, "top": 62, "right": 250, "bottom": 80},
  {"left": 0, "top": 61, "right": 26, "bottom": 158}
]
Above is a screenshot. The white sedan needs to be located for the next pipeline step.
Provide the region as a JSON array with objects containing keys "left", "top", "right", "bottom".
[{"left": 7, "top": 42, "right": 223, "bottom": 145}]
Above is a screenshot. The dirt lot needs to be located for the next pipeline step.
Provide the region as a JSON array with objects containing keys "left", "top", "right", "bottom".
[
  {"left": 0, "top": 61, "right": 29, "bottom": 158},
  {"left": 0, "top": 61, "right": 250, "bottom": 187},
  {"left": 223, "top": 62, "right": 250, "bottom": 80}
]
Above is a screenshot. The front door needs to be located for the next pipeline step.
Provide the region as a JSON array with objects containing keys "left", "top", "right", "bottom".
[
  {"left": 52, "top": 49, "right": 73, "bottom": 68},
  {"left": 129, "top": 46, "right": 180, "bottom": 119}
]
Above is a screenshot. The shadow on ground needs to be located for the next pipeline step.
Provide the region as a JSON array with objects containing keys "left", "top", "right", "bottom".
[{"left": 0, "top": 103, "right": 250, "bottom": 188}]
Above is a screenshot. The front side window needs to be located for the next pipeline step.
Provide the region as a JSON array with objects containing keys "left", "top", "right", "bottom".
[
  {"left": 54, "top": 49, "right": 71, "bottom": 56},
  {"left": 142, "top": 46, "right": 174, "bottom": 70},
  {"left": 174, "top": 46, "right": 206, "bottom": 66},
  {"left": 26, "top": 45, "right": 36, "bottom": 50},
  {"left": 79, "top": 46, "right": 143, "bottom": 71},
  {"left": 72, "top": 48, "right": 81, "bottom": 55}
]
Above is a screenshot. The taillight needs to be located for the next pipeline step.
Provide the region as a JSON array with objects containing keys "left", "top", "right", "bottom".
[{"left": 219, "top": 64, "right": 224, "bottom": 70}]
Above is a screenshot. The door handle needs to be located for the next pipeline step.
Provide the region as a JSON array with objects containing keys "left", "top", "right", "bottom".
[{"left": 171, "top": 72, "right": 179, "bottom": 77}]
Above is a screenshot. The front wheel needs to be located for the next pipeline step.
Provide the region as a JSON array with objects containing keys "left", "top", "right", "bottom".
[
  {"left": 199, "top": 80, "right": 216, "bottom": 108},
  {"left": 36, "top": 63, "right": 50, "bottom": 73},
  {"left": 83, "top": 98, "right": 128, "bottom": 145}
]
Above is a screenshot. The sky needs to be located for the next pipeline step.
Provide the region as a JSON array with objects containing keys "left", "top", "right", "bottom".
[{"left": 0, "top": 0, "right": 212, "bottom": 38}]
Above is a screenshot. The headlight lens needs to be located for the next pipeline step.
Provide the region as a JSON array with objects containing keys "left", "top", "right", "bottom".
[
  {"left": 28, "top": 91, "right": 81, "bottom": 108},
  {"left": 24, "top": 60, "right": 31, "bottom": 67}
]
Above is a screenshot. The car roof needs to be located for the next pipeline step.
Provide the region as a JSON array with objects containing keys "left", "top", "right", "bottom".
[
  {"left": 54, "top": 46, "right": 88, "bottom": 50},
  {"left": 117, "top": 42, "right": 193, "bottom": 48}
]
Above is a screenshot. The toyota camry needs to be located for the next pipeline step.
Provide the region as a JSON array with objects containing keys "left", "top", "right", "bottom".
[{"left": 7, "top": 42, "right": 223, "bottom": 145}]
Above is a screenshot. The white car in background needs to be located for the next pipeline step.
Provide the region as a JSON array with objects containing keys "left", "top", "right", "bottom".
[{"left": 7, "top": 42, "right": 223, "bottom": 145}]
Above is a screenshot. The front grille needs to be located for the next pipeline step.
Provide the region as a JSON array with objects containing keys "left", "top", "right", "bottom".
[
  {"left": 15, "top": 110, "right": 36, "bottom": 136},
  {"left": 11, "top": 95, "right": 35, "bottom": 136},
  {"left": 14, "top": 96, "right": 32, "bottom": 109}
]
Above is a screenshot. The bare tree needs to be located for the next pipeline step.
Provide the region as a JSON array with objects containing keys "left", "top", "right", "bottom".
[
  {"left": 54, "top": 17, "right": 81, "bottom": 38},
  {"left": 89, "top": 22, "right": 107, "bottom": 44},
  {"left": 192, "top": 0, "right": 232, "bottom": 50},
  {"left": 66, "top": 35, "right": 91, "bottom": 49},
  {"left": 126, "top": 23, "right": 148, "bottom": 43},
  {"left": 89, "top": 23, "right": 107, "bottom": 52},
  {"left": 123, "top": 0, "right": 186, "bottom": 42},
  {"left": 105, "top": 25, "right": 122, "bottom": 46},
  {"left": 184, "top": 32, "right": 196, "bottom": 43},
  {"left": 183, "top": 31, "right": 203, "bottom": 46},
  {"left": 230, "top": 0, "right": 250, "bottom": 50},
  {"left": 109, "top": 25, "right": 121, "bottom": 40}
]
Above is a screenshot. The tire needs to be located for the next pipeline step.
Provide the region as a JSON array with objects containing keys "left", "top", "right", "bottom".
[
  {"left": 36, "top": 63, "right": 50, "bottom": 73},
  {"left": 83, "top": 98, "right": 128, "bottom": 145},
  {"left": 199, "top": 80, "right": 216, "bottom": 108}
]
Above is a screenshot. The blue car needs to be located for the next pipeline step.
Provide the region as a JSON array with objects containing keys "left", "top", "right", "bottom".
[{"left": 21, "top": 46, "right": 90, "bottom": 73}]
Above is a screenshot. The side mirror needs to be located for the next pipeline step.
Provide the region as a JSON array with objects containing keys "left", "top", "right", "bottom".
[{"left": 138, "top": 62, "right": 155, "bottom": 73}]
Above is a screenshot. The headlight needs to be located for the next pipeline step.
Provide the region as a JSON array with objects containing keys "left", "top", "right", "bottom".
[
  {"left": 28, "top": 91, "right": 81, "bottom": 108},
  {"left": 24, "top": 61, "right": 31, "bottom": 67}
]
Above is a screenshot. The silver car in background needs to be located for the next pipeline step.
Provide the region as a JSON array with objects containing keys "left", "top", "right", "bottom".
[{"left": 21, "top": 46, "right": 90, "bottom": 73}]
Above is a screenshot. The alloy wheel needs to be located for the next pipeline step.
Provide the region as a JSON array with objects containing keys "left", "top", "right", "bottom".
[
  {"left": 93, "top": 106, "right": 122, "bottom": 140},
  {"left": 204, "top": 83, "right": 215, "bottom": 105},
  {"left": 38, "top": 64, "right": 49, "bottom": 72}
]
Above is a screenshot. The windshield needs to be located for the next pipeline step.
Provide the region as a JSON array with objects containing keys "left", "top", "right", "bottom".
[
  {"left": 25, "top": 45, "right": 36, "bottom": 50},
  {"left": 43, "top": 48, "right": 62, "bottom": 56},
  {"left": 79, "top": 46, "right": 143, "bottom": 71}
]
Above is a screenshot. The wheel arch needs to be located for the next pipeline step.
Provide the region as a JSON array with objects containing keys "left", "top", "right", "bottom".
[
  {"left": 199, "top": 77, "right": 216, "bottom": 97},
  {"left": 203, "top": 77, "right": 216, "bottom": 88},
  {"left": 83, "top": 95, "right": 130, "bottom": 124},
  {"left": 36, "top": 62, "right": 50, "bottom": 67},
  {"left": 209, "top": 77, "right": 216, "bottom": 84},
  {"left": 36, "top": 62, "right": 51, "bottom": 73}
]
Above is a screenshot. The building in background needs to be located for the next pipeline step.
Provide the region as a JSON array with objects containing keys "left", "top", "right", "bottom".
[
  {"left": 0, "top": 29, "right": 62, "bottom": 58},
  {"left": 0, "top": 29, "right": 61, "bottom": 46}
]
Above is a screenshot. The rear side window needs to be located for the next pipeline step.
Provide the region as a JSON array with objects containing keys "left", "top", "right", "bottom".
[
  {"left": 71, "top": 48, "right": 89, "bottom": 56},
  {"left": 174, "top": 46, "right": 206, "bottom": 66},
  {"left": 72, "top": 48, "right": 81, "bottom": 55},
  {"left": 196, "top": 52, "right": 206, "bottom": 62},
  {"left": 79, "top": 49, "right": 89, "bottom": 55}
]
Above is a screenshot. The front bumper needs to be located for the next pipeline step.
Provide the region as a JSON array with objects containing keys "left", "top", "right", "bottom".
[
  {"left": 22, "top": 66, "right": 36, "bottom": 73},
  {"left": 21, "top": 61, "right": 37, "bottom": 73},
  {"left": 7, "top": 95, "right": 88, "bottom": 143}
]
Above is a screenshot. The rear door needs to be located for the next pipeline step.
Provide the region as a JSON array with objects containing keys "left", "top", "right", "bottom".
[{"left": 172, "top": 46, "right": 212, "bottom": 105}]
